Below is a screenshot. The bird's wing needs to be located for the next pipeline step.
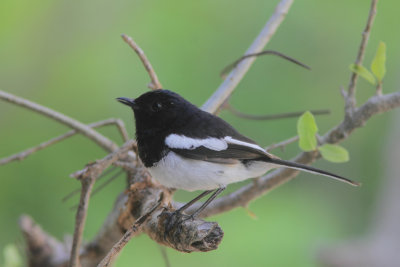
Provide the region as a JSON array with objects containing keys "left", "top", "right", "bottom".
[{"left": 165, "top": 134, "right": 274, "bottom": 164}]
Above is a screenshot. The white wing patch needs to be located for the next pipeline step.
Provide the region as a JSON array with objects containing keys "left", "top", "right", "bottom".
[
  {"left": 224, "top": 136, "right": 265, "bottom": 152},
  {"left": 165, "top": 134, "right": 228, "bottom": 151},
  {"left": 165, "top": 134, "right": 274, "bottom": 157}
]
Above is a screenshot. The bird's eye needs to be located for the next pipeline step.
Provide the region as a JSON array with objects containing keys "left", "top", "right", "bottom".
[{"left": 152, "top": 101, "right": 163, "bottom": 112}]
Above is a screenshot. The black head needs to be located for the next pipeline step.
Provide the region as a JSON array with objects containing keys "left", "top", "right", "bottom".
[{"left": 117, "top": 89, "right": 196, "bottom": 135}]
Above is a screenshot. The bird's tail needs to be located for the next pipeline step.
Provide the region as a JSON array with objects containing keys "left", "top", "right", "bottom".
[{"left": 266, "top": 158, "right": 360, "bottom": 186}]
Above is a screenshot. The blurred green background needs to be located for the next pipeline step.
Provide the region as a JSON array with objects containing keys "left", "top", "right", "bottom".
[{"left": 1, "top": 0, "right": 399, "bottom": 266}]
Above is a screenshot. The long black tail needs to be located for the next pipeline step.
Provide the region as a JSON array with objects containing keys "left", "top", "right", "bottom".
[{"left": 267, "top": 158, "right": 360, "bottom": 186}]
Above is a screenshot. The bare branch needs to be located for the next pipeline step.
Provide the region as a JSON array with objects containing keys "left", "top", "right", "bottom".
[
  {"left": 91, "top": 169, "right": 124, "bottom": 197},
  {"left": 62, "top": 166, "right": 119, "bottom": 203},
  {"left": 70, "top": 140, "right": 136, "bottom": 180},
  {"left": 201, "top": 0, "right": 294, "bottom": 114},
  {"left": 112, "top": 119, "right": 130, "bottom": 142},
  {"left": 0, "top": 90, "right": 118, "bottom": 153},
  {"left": 97, "top": 197, "right": 163, "bottom": 267},
  {"left": 226, "top": 103, "right": 330, "bottom": 120},
  {"left": 69, "top": 178, "right": 95, "bottom": 267},
  {"left": 265, "top": 136, "right": 299, "bottom": 152},
  {"left": 220, "top": 50, "right": 310, "bottom": 79},
  {"left": 0, "top": 118, "right": 128, "bottom": 166},
  {"left": 68, "top": 140, "right": 136, "bottom": 267},
  {"left": 19, "top": 215, "right": 69, "bottom": 267},
  {"left": 121, "top": 34, "right": 163, "bottom": 90},
  {"left": 346, "top": 0, "right": 378, "bottom": 112}
]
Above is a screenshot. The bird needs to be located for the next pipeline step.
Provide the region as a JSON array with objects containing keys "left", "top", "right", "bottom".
[{"left": 117, "top": 89, "right": 359, "bottom": 218}]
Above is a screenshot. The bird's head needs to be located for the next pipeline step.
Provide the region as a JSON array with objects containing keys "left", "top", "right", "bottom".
[{"left": 117, "top": 89, "right": 193, "bottom": 134}]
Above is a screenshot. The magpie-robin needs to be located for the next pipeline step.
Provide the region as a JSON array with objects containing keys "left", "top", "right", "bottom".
[{"left": 117, "top": 90, "right": 359, "bottom": 217}]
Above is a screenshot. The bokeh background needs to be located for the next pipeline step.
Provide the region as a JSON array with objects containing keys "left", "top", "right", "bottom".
[{"left": 1, "top": 0, "right": 399, "bottom": 266}]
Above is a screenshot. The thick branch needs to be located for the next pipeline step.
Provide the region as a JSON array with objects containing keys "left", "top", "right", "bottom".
[
  {"left": 0, "top": 90, "right": 118, "bottom": 153},
  {"left": 201, "top": 0, "right": 294, "bottom": 113}
]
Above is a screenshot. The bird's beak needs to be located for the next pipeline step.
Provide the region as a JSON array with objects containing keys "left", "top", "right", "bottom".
[{"left": 117, "top": 97, "right": 137, "bottom": 109}]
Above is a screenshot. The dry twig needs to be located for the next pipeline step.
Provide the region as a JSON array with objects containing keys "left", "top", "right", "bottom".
[
  {"left": 202, "top": 0, "right": 294, "bottom": 113},
  {"left": 345, "top": 0, "right": 378, "bottom": 113},
  {"left": 220, "top": 50, "right": 310, "bottom": 78},
  {"left": 121, "top": 34, "right": 163, "bottom": 90},
  {"left": 0, "top": 90, "right": 118, "bottom": 153},
  {"left": 68, "top": 140, "right": 136, "bottom": 267},
  {"left": 265, "top": 136, "right": 299, "bottom": 152},
  {"left": 226, "top": 103, "right": 330, "bottom": 120},
  {"left": 97, "top": 197, "right": 163, "bottom": 267},
  {"left": 0, "top": 118, "right": 128, "bottom": 166}
]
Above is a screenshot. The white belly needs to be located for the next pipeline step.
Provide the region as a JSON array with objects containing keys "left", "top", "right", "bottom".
[{"left": 148, "top": 151, "right": 274, "bottom": 191}]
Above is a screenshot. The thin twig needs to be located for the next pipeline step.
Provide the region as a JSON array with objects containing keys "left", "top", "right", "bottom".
[
  {"left": 68, "top": 140, "right": 135, "bottom": 267},
  {"left": 97, "top": 198, "right": 162, "bottom": 267},
  {"left": 226, "top": 103, "right": 330, "bottom": 120},
  {"left": 68, "top": 168, "right": 123, "bottom": 211},
  {"left": 91, "top": 169, "right": 124, "bottom": 198},
  {"left": 158, "top": 245, "right": 171, "bottom": 267},
  {"left": 220, "top": 50, "right": 310, "bottom": 78},
  {"left": 69, "top": 178, "right": 95, "bottom": 267},
  {"left": 201, "top": 0, "right": 294, "bottom": 114},
  {"left": 346, "top": 0, "right": 378, "bottom": 112},
  {"left": 63, "top": 166, "right": 119, "bottom": 203},
  {"left": 71, "top": 140, "right": 136, "bottom": 180},
  {"left": 121, "top": 34, "right": 163, "bottom": 90},
  {"left": 0, "top": 119, "right": 128, "bottom": 166},
  {"left": 265, "top": 136, "right": 299, "bottom": 151},
  {"left": 0, "top": 90, "right": 118, "bottom": 153}
]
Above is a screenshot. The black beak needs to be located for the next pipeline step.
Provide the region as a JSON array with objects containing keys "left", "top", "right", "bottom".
[{"left": 117, "top": 97, "right": 137, "bottom": 108}]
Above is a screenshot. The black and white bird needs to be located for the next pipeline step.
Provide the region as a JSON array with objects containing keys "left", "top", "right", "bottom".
[{"left": 117, "top": 90, "right": 359, "bottom": 217}]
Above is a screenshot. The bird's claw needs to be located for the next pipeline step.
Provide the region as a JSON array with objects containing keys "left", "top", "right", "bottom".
[{"left": 163, "top": 210, "right": 195, "bottom": 240}]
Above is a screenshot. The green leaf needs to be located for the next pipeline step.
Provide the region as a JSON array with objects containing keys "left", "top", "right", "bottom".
[
  {"left": 3, "top": 244, "right": 23, "bottom": 267},
  {"left": 349, "top": 63, "right": 376, "bottom": 85},
  {"left": 319, "top": 144, "right": 349, "bottom": 163},
  {"left": 371, "top": 41, "right": 386, "bottom": 82},
  {"left": 297, "top": 111, "right": 318, "bottom": 151}
]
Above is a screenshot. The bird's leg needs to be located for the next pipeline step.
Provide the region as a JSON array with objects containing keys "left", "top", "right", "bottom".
[
  {"left": 176, "top": 189, "right": 214, "bottom": 213},
  {"left": 163, "top": 190, "right": 213, "bottom": 240},
  {"left": 186, "top": 187, "right": 226, "bottom": 219}
]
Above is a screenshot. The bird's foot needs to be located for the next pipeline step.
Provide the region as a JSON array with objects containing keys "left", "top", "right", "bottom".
[{"left": 163, "top": 210, "right": 195, "bottom": 240}]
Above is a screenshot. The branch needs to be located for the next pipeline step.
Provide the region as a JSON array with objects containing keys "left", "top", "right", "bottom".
[
  {"left": 97, "top": 197, "right": 163, "bottom": 267},
  {"left": 0, "top": 118, "right": 128, "bottom": 166},
  {"left": 69, "top": 177, "right": 95, "bottom": 267},
  {"left": 226, "top": 103, "right": 330, "bottom": 120},
  {"left": 19, "top": 215, "right": 69, "bottom": 267},
  {"left": 85, "top": 173, "right": 223, "bottom": 266},
  {"left": 186, "top": 91, "right": 400, "bottom": 218},
  {"left": 0, "top": 90, "right": 118, "bottom": 153},
  {"left": 220, "top": 50, "right": 310, "bottom": 78},
  {"left": 121, "top": 34, "right": 163, "bottom": 90},
  {"left": 201, "top": 0, "right": 294, "bottom": 113},
  {"left": 265, "top": 136, "right": 299, "bottom": 152},
  {"left": 345, "top": 0, "right": 378, "bottom": 112},
  {"left": 68, "top": 140, "right": 136, "bottom": 267}
]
